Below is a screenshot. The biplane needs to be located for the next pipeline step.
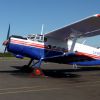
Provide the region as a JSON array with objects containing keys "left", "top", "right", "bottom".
[{"left": 3, "top": 14, "right": 100, "bottom": 76}]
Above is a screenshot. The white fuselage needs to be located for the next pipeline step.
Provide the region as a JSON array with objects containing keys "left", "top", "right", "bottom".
[
  {"left": 68, "top": 41, "right": 100, "bottom": 56},
  {"left": 46, "top": 37, "right": 100, "bottom": 57}
]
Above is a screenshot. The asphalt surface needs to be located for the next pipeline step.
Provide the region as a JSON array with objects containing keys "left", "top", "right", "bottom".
[{"left": 0, "top": 58, "right": 100, "bottom": 100}]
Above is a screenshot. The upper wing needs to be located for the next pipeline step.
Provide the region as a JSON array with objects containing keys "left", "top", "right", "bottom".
[
  {"left": 43, "top": 52, "right": 94, "bottom": 64},
  {"left": 45, "top": 14, "right": 100, "bottom": 41}
]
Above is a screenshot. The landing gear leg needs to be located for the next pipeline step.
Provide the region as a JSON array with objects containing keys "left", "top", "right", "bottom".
[
  {"left": 21, "top": 59, "right": 33, "bottom": 72},
  {"left": 73, "top": 64, "right": 78, "bottom": 69},
  {"left": 31, "top": 59, "right": 44, "bottom": 77},
  {"left": 27, "top": 59, "right": 33, "bottom": 67}
]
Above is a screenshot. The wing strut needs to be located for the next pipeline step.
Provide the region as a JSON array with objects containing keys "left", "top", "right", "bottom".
[
  {"left": 70, "top": 29, "right": 81, "bottom": 52},
  {"left": 70, "top": 35, "right": 77, "bottom": 52}
]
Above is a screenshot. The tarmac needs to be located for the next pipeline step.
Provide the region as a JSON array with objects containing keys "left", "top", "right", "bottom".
[{"left": 0, "top": 58, "right": 100, "bottom": 100}]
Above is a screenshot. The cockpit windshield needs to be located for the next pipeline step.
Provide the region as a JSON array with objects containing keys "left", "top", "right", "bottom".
[{"left": 27, "top": 34, "right": 47, "bottom": 42}]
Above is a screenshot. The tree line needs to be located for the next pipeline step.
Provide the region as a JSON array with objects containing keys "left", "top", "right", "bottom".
[{"left": 0, "top": 52, "right": 13, "bottom": 57}]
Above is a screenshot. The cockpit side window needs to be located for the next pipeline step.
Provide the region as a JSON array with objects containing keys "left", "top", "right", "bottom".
[
  {"left": 36, "top": 36, "right": 40, "bottom": 40},
  {"left": 44, "top": 37, "right": 47, "bottom": 42}
]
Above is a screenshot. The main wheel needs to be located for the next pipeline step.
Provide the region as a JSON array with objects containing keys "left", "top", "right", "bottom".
[{"left": 32, "top": 68, "right": 44, "bottom": 76}]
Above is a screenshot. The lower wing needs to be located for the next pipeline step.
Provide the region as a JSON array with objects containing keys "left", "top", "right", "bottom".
[{"left": 43, "top": 52, "right": 100, "bottom": 66}]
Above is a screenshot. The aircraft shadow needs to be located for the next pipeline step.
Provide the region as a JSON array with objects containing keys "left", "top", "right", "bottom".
[
  {"left": 10, "top": 66, "right": 80, "bottom": 78},
  {"left": 0, "top": 66, "right": 100, "bottom": 78},
  {"left": 6, "top": 66, "right": 100, "bottom": 78},
  {"left": 0, "top": 66, "right": 79, "bottom": 78},
  {"left": 42, "top": 66, "right": 100, "bottom": 78}
]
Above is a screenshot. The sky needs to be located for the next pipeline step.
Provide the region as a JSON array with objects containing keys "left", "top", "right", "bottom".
[{"left": 0, "top": 0, "right": 100, "bottom": 52}]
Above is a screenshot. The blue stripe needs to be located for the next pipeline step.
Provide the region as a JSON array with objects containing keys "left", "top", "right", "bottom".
[
  {"left": 70, "top": 60, "right": 100, "bottom": 66},
  {"left": 7, "top": 43, "right": 63, "bottom": 59}
]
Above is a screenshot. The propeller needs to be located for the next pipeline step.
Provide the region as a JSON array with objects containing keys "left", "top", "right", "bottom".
[
  {"left": 7, "top": 24, "right": 10, "bottom": 40},
  {"left": 3, "top": 24, "right": 10, "bottom": 53}
]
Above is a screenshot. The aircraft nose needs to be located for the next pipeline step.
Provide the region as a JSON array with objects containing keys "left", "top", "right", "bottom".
[{"left": 3, "top": 40, "right": 9, "bottom": 46}]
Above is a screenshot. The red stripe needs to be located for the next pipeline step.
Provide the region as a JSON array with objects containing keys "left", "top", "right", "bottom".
[
  {"left": 96, "top": 14, "right": 100, "bottom": 17},
  {"left": 11, "top": 39, "right": 44, "bottom": 46},
  {"left": 76, "top": 52, "right": 100, "bottom": 59},
  {"left": 11, "top": 39, "right": 45, "bottom": 48}
]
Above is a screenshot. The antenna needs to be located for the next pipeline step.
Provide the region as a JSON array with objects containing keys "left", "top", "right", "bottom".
[{"left": 41, "top": 24, "right": 44, "bottom": 35}]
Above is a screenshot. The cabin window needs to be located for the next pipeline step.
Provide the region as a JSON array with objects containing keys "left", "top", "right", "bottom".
[
  {"left": 41, "top": 36, "right": 43, "bottom": 40},
  {"left": 27, "top": 35, "right": 35, "bottom": 41},
  {"left": 44, "top": 37, "right": 47, "bottom": 42},
  {"left": 36, "top": 36, "right": 40, "bottom": 40},
  {"left": 27, "top": 34, "right": 47, "bottom": 42},
  {"left": 11, "top": 35, "right": 27, "bottom": 40},
  {"left": 30, "top": 37, "right": 35, "bottom": 40}
]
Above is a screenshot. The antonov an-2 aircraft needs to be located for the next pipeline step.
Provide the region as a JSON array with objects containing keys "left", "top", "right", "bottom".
[{"left": 3, "top": 14, "right": 100, "bottom": 76}]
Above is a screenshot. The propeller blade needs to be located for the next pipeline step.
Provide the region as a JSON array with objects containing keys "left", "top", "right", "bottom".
[
  {"left": 4, "top": 24, "right": 11, "bottom": 53},
  {"left": 7, "top": 24, "right": 10, "bottom": 40}
]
